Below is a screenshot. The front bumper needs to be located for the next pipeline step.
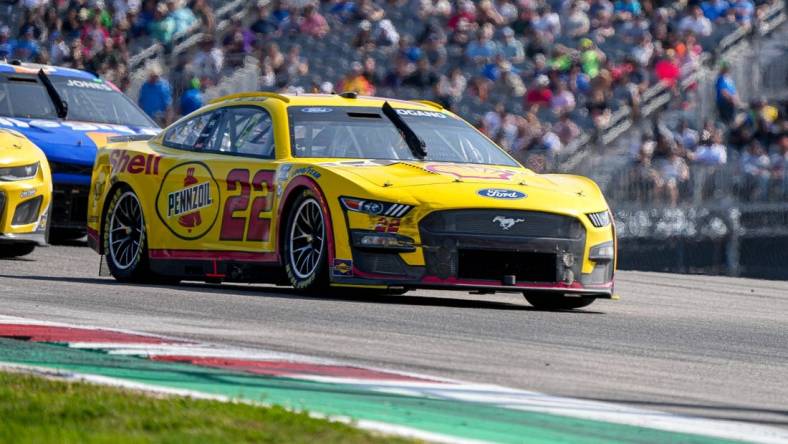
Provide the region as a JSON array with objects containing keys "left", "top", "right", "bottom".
[
  {"left": 0, "top": 189, "right": 50, "bottom": 246},
  {"left": 332, "top": 209, "right": 615, "bottom": 296}
]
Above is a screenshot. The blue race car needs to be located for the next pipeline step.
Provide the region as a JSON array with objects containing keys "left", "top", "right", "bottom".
[{"left": 0, "top": 61, "right": 159, "bottom": 240}]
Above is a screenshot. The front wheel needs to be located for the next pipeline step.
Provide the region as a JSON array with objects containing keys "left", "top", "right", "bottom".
[
  {"left": 283, "top": 191, "right": 328, "bottom": 291},
  {"left": 0, "top": 243, "right": 36, "bottom": 258},
  {"left": 103, "top": 187, "right": 151, "bottom": 282},
  {"left": 524, "top": 292, "right": 596, "bottom": 310}
]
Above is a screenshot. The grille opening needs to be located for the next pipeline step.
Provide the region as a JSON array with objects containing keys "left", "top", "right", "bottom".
[
  {"left": 12, "top": 195, "right": 42, "bottom": 225},
  {"left": 354, "top": 251, "right": 408, "bottom": 275},
  {"left": 457, "top": 250, "right": 557, "bottom": 283},
  {"left": 52, "top": 185, "right": 89, "bottom": 225}
]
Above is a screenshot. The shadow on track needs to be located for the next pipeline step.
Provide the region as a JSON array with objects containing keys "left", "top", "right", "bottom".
[{"left": 0, "top": 274, "right": 603, "bottom": 314}]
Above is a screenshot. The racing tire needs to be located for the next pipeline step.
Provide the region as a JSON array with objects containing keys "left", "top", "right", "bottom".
[
  {"left": 102, "top": 186, "right": 153, "bottom": 282},
  {"left": 0, "top": 243, "right": 36, "bottom": 258},
  {"left": 283, "top": 190, "right": 329, "bottom": 292},
  {"left": 524, "top": 292, "right": 596, "bottom": 310}
]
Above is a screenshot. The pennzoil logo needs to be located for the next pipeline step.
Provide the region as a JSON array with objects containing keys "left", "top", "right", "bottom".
[{"left": 155, "top": 162, "right": 220, "bottom": 240}]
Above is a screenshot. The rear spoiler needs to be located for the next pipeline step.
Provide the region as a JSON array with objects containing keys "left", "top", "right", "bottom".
[{"left": 108, "top": 134, "right": 157, "bottom": 144}]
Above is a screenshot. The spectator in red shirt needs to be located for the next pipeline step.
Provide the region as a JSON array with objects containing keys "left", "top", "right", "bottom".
[
  {"left": 654, "top": 49, "right": 681, "bottom": 88},
  {"left": 526, "top": 75, "right": 553, "bottom": 109},
  {"left": 447, "top": 1, "right": 476, "bottom": 30}
]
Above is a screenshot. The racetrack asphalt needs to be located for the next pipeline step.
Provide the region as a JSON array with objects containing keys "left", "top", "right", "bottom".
[{"left": 1, "top": 244, "right": 786, "bottom": 430}]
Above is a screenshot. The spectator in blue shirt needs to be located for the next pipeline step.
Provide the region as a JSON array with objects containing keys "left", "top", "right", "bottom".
[
  {"left": 614, "top": 0, "right": 642, "bottom": 18},
  {"left": 138, "top": 64, "right": 173, "bottom": 125},
  {"left": 179, "top": 77, "right": 203, "bottom": 116},
  {"left": 715, "top": 62, "right": 738, "bottom": 123},
  {"left": 732, "top": 0, "right": 754, "bottom": 25},
  {"left": 0, "top": 26, "right": 12, "bottom": 59},
  {"left": 11, "top": 28, "right": 40, "bottom": 62},
  {"left": 701, "top": 0, "right": 730, "bottom": 22}
]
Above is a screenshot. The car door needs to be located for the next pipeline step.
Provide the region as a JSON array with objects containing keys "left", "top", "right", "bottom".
[
  {"left": 182, "top": 105, "right": 278, "bottom": 255},
  {"left": 143, "top": 109, "right": 220, "bottom": 254}
]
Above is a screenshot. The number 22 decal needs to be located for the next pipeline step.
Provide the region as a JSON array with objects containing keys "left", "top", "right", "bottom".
[{"left": 220, "top": 168, "right": 275, "bottom": 241}]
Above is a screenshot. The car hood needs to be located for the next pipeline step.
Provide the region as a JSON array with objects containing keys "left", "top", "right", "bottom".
[
  {"left": 321, "top": 160, "right": 604, "bottom": 212},
  {"left": 0, "top": 130, "right": 44, "bottom": 166},
  {"left": 0, "top": 117, "right": 158, "bottom": 165}
]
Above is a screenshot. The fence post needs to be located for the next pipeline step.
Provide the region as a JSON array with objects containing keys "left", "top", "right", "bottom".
[{"left": 726, "top": 207, "right": 741, "bottom": 276}]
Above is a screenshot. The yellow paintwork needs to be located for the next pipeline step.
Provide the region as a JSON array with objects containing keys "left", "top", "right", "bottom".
[
  {"left": 87, "top": 93, "right": 615, "bottom": 283},
  {"left": 0, "top": 129, "right": 52, "bottom": 240}
]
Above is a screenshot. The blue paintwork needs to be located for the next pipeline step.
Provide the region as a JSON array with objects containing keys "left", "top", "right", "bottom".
[{"left": 0, "top": 63, "right": 158, "bottom": 186}]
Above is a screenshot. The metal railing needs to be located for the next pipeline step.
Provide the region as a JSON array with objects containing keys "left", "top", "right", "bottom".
[
  {"left": 202, "top": 56, "right": 261, "bottom": 102},
  {"left": 607, "top": 147, "right": 788, "bottom": 207},
  {"left": 128, "top": 0, "right": 251, "bottom": 72},
  {"left": 562, "top": 0, "right": 787, "bottom": 173}
]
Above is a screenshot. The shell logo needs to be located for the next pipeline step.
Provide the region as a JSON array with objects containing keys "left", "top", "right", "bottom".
[{"left": 425, "top": 163, "right": 518, "bottom": 180}]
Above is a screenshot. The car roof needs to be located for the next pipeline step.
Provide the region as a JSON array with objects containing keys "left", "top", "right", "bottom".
[
  {"left": 0, "top": 61, "right": 98, "bottom": 80},
  {"left": 209, "top": 92, "right": 447, "bottom": 112}
]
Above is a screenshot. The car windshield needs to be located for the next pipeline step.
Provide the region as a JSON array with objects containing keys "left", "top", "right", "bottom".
[
  {"left": 0, "top": 74, "right": 155, "bottom": 127},
  {"left": 289, "top": 106, "right": 518, "bottom": 167}
]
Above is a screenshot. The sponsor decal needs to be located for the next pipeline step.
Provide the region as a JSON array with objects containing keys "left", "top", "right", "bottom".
[
  {"left": 11, "top": 65, "right": 56, "bottom": 75},
  {"left": 477, "top": 188, "right": 527, "bottom": 200},
  {"left": 395, "top": 109, "right": 447, "bottom": 119},
  {"left": 109, "top": 151, "right": 161, "bottom": 175},
  {"left": 291, "top": 165, "right": 322, "bottom": 180},
  {"left": 493, "top": 216, "right": 525, "bottom": 230},
  {"left": 66, "top": 79, "right": 113, "bottom": 91},
  {"left": 319, "top": 159, "right": 398, "bottom": 167},
  {"left": 363, "top": 201, "right": 384, "bottom": 215},
  {"left": 19, "top": 189, "right": 36, "bottom": 199},
  {"left": 332, "top": 259, "right": 353, "bottom": 277},
  {"left": 155, "top": 162, "right": 220, "bottom": 240},
  {"left": 0, "top": 117, "right": 159, "bottom": 135},
  {"left": 275, "top": 164, "right": 292, "bottom": 197},
  {"left": 425, "top": 164, "right": 519, "bottom": 180},
  {"left": 374, "top": 216, "right": 401, "bottom": 233},
  {"left": 301, "top": 107, "right": 332, "bottom": 113}
]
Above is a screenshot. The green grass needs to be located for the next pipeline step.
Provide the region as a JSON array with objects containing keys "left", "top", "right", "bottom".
[{"left": 0, "top": 371, "right": 415, "bottom": 444}]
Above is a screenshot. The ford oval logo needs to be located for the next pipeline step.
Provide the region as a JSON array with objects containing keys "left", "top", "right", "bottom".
[{"left": 477, "top": 188, "right": 527, "bottom": 199}]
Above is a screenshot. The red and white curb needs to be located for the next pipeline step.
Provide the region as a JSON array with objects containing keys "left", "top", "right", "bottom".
[{"left": 1, "top": 315, "right": 787, "bottom": 444}]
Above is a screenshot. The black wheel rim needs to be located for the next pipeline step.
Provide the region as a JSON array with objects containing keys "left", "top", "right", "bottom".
[
  {"left": 109, "top": 191, "right": 143, "bottom": 270},
  {"left": 289, "top": 198, "right": 325, "bottom": 279}
]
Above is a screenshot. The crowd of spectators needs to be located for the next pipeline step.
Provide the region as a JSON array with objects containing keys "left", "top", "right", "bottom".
[
  {"left": 620, "top": 66, "right": 787, "bottom": 206},
  {"left": 200, "top": 0, "right": 778, "bottom": 161},
  {"left": 1, "top": 0, "right": 217, "bottom": 122},
  {"left": 1, "top": 0, "right": 784, "bottom": 204}
]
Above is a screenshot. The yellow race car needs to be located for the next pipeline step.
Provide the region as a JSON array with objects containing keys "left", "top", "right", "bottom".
[
  {"left": 0, "top": 129, "right": 52, "bottom": 257},
  {"left": 87, "top": 92, "right": 615, "bottom": 309}
]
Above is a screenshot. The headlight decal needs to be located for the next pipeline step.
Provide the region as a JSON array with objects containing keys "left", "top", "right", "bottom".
[
  {"left": 587, "top": 211, "right": 611, "bottom": 228},
  {"left": 0, "top": 162, "right": 39, "bottom": 181},
  {"left": 340, "top": 197, "right": 413, "bottom": 217}
]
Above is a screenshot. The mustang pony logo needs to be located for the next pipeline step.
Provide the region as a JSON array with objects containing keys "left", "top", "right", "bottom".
[{"left": 493, "top": 216, "right": 525, "bottom": 230}]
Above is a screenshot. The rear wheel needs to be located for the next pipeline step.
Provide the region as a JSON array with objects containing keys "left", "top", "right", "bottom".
[
  {"left": 283, "top": 191, "right": 328, "bottom": 291},
  {"left": 0, "top": 243, "right": 36, "bottom": 258},
  {"left": 103, "top": 187, "right": 151, "bottom": 282},
  {"left": 524, "top": 292, "right": 596, "bottom": 310}
]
